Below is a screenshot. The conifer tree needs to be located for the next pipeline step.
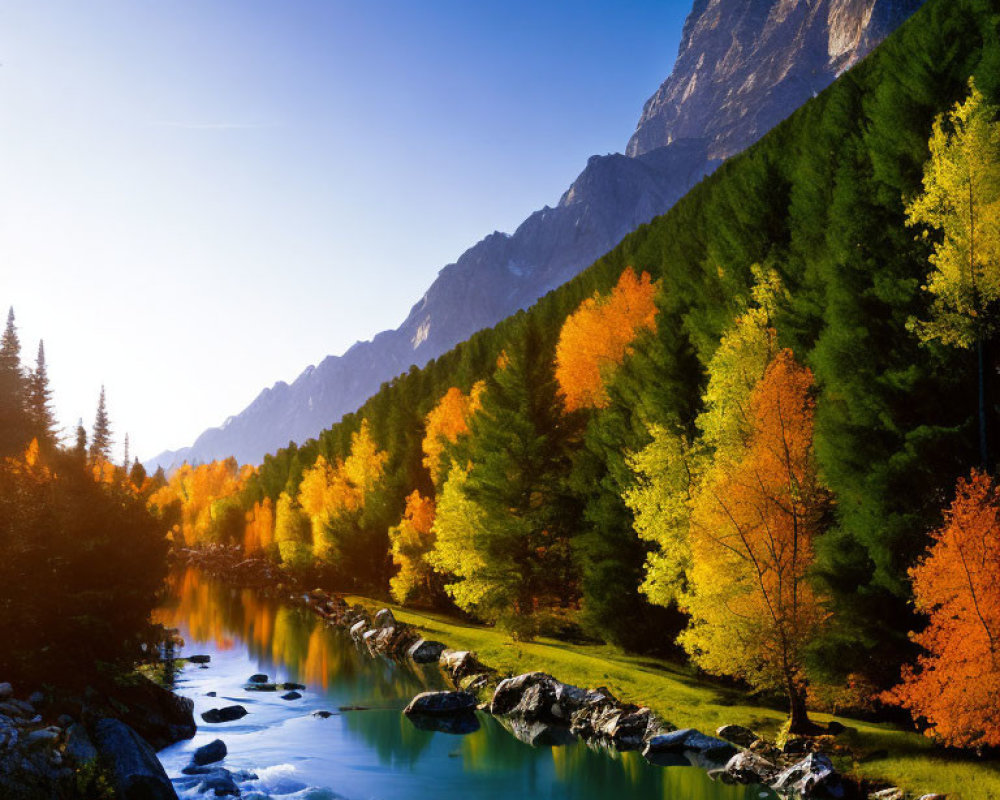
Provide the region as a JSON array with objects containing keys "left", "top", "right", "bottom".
[
  {"left": 74, "top": 418, "right": 87, "bottom": 459},
  {"left": 26, "top": 341, "right": 56, "bottom": 446},
  {"left": 123, "top": 433, "right": 130, "bottom": 470},
  {"left": 0, "top": 307, "right": 27, "bottom": 455},
  {"left": 89, "top": 386, "right": 112, "bottom": 463}
]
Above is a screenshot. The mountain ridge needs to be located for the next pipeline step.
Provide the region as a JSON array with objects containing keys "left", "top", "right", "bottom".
[{"left": 149, "top": 0, "right": 924, "bottom": 471}]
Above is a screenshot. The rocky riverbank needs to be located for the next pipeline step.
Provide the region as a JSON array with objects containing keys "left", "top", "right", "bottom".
[
  {"left": 174, "top": 547, "right": 945, "bottom": 800},
  {"left": 0, "top": 674, "right": 195, "bottom": 800}
]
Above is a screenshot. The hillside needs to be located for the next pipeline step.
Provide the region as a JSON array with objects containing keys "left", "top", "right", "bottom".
[{"left": 149, "top": 0, "right": 923, "bottom": 471}]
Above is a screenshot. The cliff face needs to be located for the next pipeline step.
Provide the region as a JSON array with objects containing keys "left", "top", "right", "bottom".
[
  {"left": 148, "top": 0, "right": 924, "bottom": 471},
  {"left": 626, "top": 0, "right": 924, "bottom": 159}
]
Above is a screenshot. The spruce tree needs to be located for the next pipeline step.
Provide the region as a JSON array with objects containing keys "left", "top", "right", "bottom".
[
  {"left": 26, "top": 340, "right": 56, "bottom": 446},
  {"left": 74, "top": 418, "right": 87, "bottom": 459},
  {"left": 122, "top": 433, "right": 130, "bottom": 469},
  {"left": 0, "top": 307, "right": 27, "bottom": 455},
  {"left": 89, "top": 386, "right": 112, "bottom": 462}
]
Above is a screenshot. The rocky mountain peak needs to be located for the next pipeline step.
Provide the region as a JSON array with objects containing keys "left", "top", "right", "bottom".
[{"left": 626, "top": 0, "right": 924, "bottom": 160}]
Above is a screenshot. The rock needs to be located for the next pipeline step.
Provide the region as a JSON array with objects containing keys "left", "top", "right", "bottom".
[
  {"left": 439, "top": 650, "right": 490, "bottom": 683},
  {"left": 192, "top": 767, "right": 239, "bottom": 796},
  {"left": 244, "top": 683, "right": 278, "bottom": 692},
  {"left": 718, "top": 750, "right": 779, "bottom": 784},
  {"left": 0, "top": 699, "right": 35, "bottom": 720},
  {"left": 771, "top": 752, "right": 845, "bottom": 799},
  {"left": 27, "top": 692, "right": 44, "bottom": 708},
  {"left": 917, "top": 795, "right": 946, "bottom": 800},
  {"left": 24, "top": 727, "right": 60, "bottom": 748},
  {"left": 501, "top": 717, "right": 577, "bottom": 748},
  {"left": 374, "top": 608, "right": 396, "bottom": 629},
  {"left": 247, "top": 674, "right": 269, "bottom": 684},
  {"left": 404, "top": 691, "right": 478, "bottom": 716},
  {"left": 643, "top": 728, "right": 737, "bottom": 763},
  {"left": 192, "top": 739, "right": 227, "bottom": 767},
  {"left": 205, "top": 692, "right": 217, "bottom": 697},
  {"left": 64, "top": 724, "right": 97, "bottom": 764},
  {"left": 826, "top": 720, "right": 846, "bottom": 736},
  {"left": 350, "top": 620, "right": 368, "bottom": 640},
  {"left": 281, "top": 691, "right": 302, "bottom": 700},
  {"left": 188, "top": 655, "right": 211, "bottom": 664},
  {"left": 312, "top": 711, "right": 333, "bottom": 719},
  {"left": 783, "top": 735, "right": 819, "bottom": 755},
  {"left": 201, "top": 706, "right": 247, "bottom": 724},
  {"left": 408, "top": 639, "right": 447, "bottom": 664},
  {"left": 406, "top": 712, "right": 481, "bottom": 735},
  {"left": 869, "top": 790, "right": 904, "bottom": 800},
  {"left": 92, "top": 718, "right": 177, "bottom": 800},
  {"left": 0, "top": 683, "right": 11, "bottom": 701},
  {"left": 716, "top": 724, "right": 759, "bottom": 749},
  {"left": 282, "top": 682, "right": 306, "bottom": 691}
]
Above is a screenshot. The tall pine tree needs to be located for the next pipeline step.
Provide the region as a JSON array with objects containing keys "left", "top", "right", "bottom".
[
  {"left": 0, "top": 308, "right": 28, "bottom": 455},
  {"left": 26, "top": 341, "right": 56, "bottom": 446},
  {"left": 89, "top": 386, "right": 112, "bottom": 463}
]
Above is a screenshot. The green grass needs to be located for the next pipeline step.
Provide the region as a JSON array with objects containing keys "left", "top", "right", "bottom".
[{"left": 345, "top": 596, "right": 1000, "bottom": 799}]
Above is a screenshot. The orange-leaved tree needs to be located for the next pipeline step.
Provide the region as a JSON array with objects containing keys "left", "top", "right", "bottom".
[
  {"left": 422, "top": 382, "right": 484, "bottom": 486},
  {"left": 682, "top": 349, "right": 827, "bottom": 733},
  {"left": 883, "top": 470, "right": 1000, "bottom": 749},
  {"left": 388, "top": 491, "right": 438, "bottom": 605},
  {"left": 554, "top": 267, "right": 658, "bottom": 411}
]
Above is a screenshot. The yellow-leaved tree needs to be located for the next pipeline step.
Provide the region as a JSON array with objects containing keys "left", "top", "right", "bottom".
[
  {"left": 907, "top": 79, "right": 1000, "bottom": 466},
  {"left": 274, "top": 491, "right": 312, "bottom": 569},
  {"left": 426, "top": 465, "right": 489, "bottom": 611},
  {"left": 388, "top": 491, "right": 438, "bottom": 605},
  {"left": 421, "top": 383, "right": 484, "bottom": 486}
]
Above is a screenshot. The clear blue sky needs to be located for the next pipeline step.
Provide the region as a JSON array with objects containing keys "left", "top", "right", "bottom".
[{"left": 1, "top": 1, "right": 690, "bottom": 460}]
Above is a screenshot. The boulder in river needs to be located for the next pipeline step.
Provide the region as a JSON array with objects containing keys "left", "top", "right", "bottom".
[
  {"left": 713, "top": 750, "right": 780, "bottom": 784},
  {"left": 408, "top": 639, "right": 447, "bottom": 664},
  {"left": 404, "top": 691, "right": 477, "bottom": 716},
  {"left": 201, "top": 706, "right": 247, "bottom": 724},
  {"left": 374, "top": 608, "right": 396, "bottom": 629},
  {"left": 282, "top": 682, "right": 306, "bottom": 691},
  {"left": 187, "top": 655, "right": 211, "bottom": 664},
  {"left": 643, "top": 728, "right": 737, "bottom": 764},
  {"left": 281, "top": 691, "right": 302, "bottom": 700},
  {"left": 247, "top": 674, "right": 269, "bottom": 684},
  {"left": 350, "top": 620, "right": 369, "bottom": 640},
  {"left": 192, "top": 738, "right": 227, "bottom": 766},
  {"left": 716, "top": 724, "right": 759, "bottom": 749},
  {"left": 92, "top": 718, "right": 176, "bottom": 800},
  {"left": 439, "top": 650, "right": 492, "bottom": 683},
  {"left": 244, "top": 683, "right": 279, "bottom": 692}
]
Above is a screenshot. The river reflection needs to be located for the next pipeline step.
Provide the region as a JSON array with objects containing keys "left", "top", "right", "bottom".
[{"left": 156, "top": 569, "right": 775, "bottom": 800}]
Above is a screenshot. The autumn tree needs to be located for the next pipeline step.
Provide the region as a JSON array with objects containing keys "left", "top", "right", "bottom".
[
  {"left": 907, "top": 79, "right": 1000, "bottom": 467},
  {"left": 388, "top": 491, "right": 438, "bottom": 605},
  {"left": 244, "top": 498, "right": 275, "bottom": 554},
  {"left": 89, "top": 385, "right": 112, "bottom": 463},
  {"left": 422, "top": 383, "right": 484, "bottom": 486},
  {"left": 883, "top": 470, "right": 1000, "bottom": 749},
  {"left": 274, "top": 491, "right": 312, "bottom": 569},
  {"left": 555, "top": 267, "right": 658, "bottom": 411},
  {"left": 148, "top": 458, "right": 250, "bottom": 546},
  {"left": 681, "top": 350, "right": 827, "bottom": 733}
]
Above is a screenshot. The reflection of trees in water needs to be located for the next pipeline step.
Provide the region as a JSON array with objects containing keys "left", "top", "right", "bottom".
[{"left": 156, "top": 569, "right": 771, "bottom": 800}]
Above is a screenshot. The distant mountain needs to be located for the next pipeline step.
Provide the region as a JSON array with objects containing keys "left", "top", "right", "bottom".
[{"left": 148, "top": 0, "right": 924, "bottom": 472}]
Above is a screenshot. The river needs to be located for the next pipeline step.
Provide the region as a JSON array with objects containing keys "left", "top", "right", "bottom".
[{"left": 155, "top": 568, "right": 775, "bottom": 800}]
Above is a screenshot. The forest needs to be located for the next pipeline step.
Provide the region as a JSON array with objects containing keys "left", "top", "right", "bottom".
[{"left": 141, "top": 0, "right": 1000, "bottom": 750}]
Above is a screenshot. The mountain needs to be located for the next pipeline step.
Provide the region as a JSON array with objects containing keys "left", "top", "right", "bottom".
[{"left": 148, "top": 0, "right": 924, "bottom": 471}]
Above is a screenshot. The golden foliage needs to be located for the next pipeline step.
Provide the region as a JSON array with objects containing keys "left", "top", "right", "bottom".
[
  {"left": 421, "top": 383, "right": 484, "bottom": 485},
  {"left": 388, "top": 491, "right": 437, "bottom": 604}
]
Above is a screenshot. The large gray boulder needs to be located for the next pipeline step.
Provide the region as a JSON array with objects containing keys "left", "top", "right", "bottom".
[
  {"left": 771, "top": 752, "right": 845, "bottom": 798},
  {"left": 374, "top": 608, "right": 397, "bottom": 629},
  {"left": 716, "top": 724, "right": 759, "bottom": 748},
  {"left": 643, "top": 728, "right": 737, "bottom": 763},
  {"left": 191, "top": 738, "right": 226, "bottom": 767},
  {"left": 714, "top": 750, "right": 779, "bottom": 785},
  {"left": 92, "top": 718, "right": 177, "bottom": 800},
  {"left": 407, "top": 639, "right": 447, "bottom": 664},
  {"left": 404, "top": 691, "right": 477, "bottom": 716},
  {"left": 201, "top": 706, "right": 247, "bottom": 724}
]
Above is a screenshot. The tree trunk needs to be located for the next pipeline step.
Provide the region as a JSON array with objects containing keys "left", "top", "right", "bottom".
[
  {"left": 786, "top": 677, "right": 813, "bottom": 735},
  {"left": 979, "top": 336, "right": 991, "bottom": 471}
]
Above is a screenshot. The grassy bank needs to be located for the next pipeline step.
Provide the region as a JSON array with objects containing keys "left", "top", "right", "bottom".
[{"left": 344, "top": 596, "right": 999, "bottom": 799}]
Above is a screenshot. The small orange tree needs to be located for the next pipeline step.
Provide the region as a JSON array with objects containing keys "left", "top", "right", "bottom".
[
  {"left": 883, "top": 470, "right": 1000, "bottom": 749},
  {"left": 554, "top": 267, "right": 658, "bottom": 411},
  {"left": 422, "top": 383, "right": 485, "bottom": 486},
  {"left": 388, "top": 491, "right": 438, "bottom": 605}
]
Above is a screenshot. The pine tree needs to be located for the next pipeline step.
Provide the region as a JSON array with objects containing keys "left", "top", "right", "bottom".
[
  {"left": 0, "top": 307, "right": 27, "bottom": 454},
  {"left": 26, "top": 341, "right": 56, "bottom": 446},
  {"left": 122, "top": 433, "right": 130, "bottom": 470},
  {"left": 89, "top": 386, "right": 112, "bottom": 463},
  {"left": 74, "top": 418, "right": 87, "bottom": 459}
]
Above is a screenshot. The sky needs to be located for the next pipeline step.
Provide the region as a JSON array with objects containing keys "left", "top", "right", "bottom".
[{"left": 0, "top": 1, "right": 690, "bottom": 461}]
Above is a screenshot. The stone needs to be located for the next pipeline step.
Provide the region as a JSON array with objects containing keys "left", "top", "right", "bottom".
[
  {"left": 64, "top": 723, "right": 97, "bottom": 764},
  {"left": 0, "top": 683, "right": 12, "bottom": 701},
  {"left": 312, "top": 711, "right": 333, "bottom": 719},
  {"left": 826, "top": 720, "right": 846, "bottom": 736},
  {"left": 719, "top": 750, "right": 779, "bottom": 784},
  {"left": 282, "top": 682, "right": 306, "bottom": 691},
  {"left": 783, "top": 735, "right": 819, "bottom": 755},
  {"left": 244, "top": 683, "right": 278, "bottom": 692},
  {"left": 192, "top": 738, "right": 227, "bottom": 766},
  {"left": 408, "top": 639, "right": 447, "bottom": 664},
  {"left": 350, "top": 620, "right": 369, "bottom": 640},
  {"left": 205, "top": 692, "right": 217, "bottom": 697},
  {"left": 643, "top": 728, "right": 737, "bottom": 763},
  {"left": 404, "top": 691, "right": 478, "bottom": 716},
  {"left": 24, "top": 727, "right": 60, "bottom": 748},
  {"left": 439, "top": 650, "right": 491, "bottom": 683},
  {"left": 869, "top": 790, "right": 904, "bottom": 800},
  {"left": 281, "top": 691, "right": 302, "bottom": 700},
  {"left": 201, "top": 705, "right": 247, "bottom": 724},
  {"left": 197, "top": 767, "right": 239, "bottom": 796},
  {"left": 92, "top": 718, "right": 176, "bottom": 800},
  {"left": 187, "top": 655, "right": 211, "bottom": 664},
  {"left": 247, "top": 673, "right": 269, "bottom": 684},
  {"left": 771, "top": 753, "right": 845, "bottom": 799},
  {"left": 374, "top": 608, "right": 396, "bottom": 629},
  {"left": 716, "top": 724, "right": 759, "bottom": 748},
  {"left": 917, "top": 795, "right": 946, "bottom": 800}
]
